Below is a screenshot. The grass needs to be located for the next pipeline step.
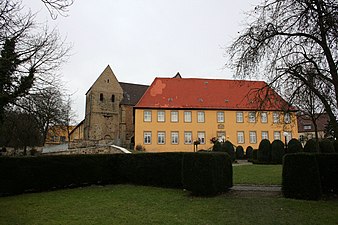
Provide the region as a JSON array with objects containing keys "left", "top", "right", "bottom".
[
  {"left": 233, "top": 164, "right": 282, "bottom": 185},
  {"left": 1, "top": 184, "right": 338, "bottom": 225}
]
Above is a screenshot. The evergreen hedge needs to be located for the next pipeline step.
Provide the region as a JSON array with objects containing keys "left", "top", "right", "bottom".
[
  {"left": 304, "top": 139, "right": 319, "bottom": 153},
  {"left": 235, "top": 146, "right": 244, "bottom": 159},
  {"left": 319, "top": 139, "right": 335, "bottom": 153},
  {"left": 282, "top": 153, "right": 322, "bottom": 200},
  {"left": 258, "top": 139, "right": 271, "bottom": 163},
  {"left": 182, "top": 152, "right": 233, "bottom": 196},
  {"left": 282, "top": 153, "right": 338, "bottom": 200},
  {"left": 271, "top": 140, "right": 284, "bottom": 164},
  {"left": 245, "top": 146, "right": 253, "bottom": 160},
  {"left": 286, "top": 138, "right": 303, "bottom": 154}
]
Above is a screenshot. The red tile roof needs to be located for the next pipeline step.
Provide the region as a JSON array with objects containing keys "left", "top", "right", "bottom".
[{"left": 135, "top": 77, "right": 294, "bottom": 111}]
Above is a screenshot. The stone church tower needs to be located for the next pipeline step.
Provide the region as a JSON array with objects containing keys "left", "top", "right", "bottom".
[{"left": 84, "top": 65, "right": 123, "bottom": 142}]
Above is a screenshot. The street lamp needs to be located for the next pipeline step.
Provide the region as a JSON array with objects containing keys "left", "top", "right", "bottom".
[{"left": 283, "top": 131, "right": 288, "bottom": 151}]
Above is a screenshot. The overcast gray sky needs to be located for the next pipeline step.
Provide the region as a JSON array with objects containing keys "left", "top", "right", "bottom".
[{"left": 26, "top": 0, "right": 261, "bottom": 123}]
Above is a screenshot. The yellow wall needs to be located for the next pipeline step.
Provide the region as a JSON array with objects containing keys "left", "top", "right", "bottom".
[{"left": 135, "top": 109, "right": 298, "bottom": 152}]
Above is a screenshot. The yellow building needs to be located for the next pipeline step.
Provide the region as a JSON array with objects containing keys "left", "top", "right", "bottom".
[
  {"left": 45, "top": 125, "right": 76, "bottom": 145},
  {"left": 134, "top": 77, "right": 298, "bottom": 152}
]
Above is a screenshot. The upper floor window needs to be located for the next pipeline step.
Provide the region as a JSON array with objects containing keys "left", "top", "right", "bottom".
[
  {"left": 217, "top": 112, "right": 224, "bottom": 123},
  {"left": 197, "top": 111, "right": 205, "bottom": 123},
  {"left": 261, "top": 112, "right": 268, "bottom": 123},
  {"left": 144, "top": 110, "right": 152, "bottom": 122},
  {"left": 111, "top": 94, "right": 115, "bottom": 102},
  {"left": 100, "top": 93, "right": 103, "bottom": 101},
  {"left": 184, "top": 111, "right": 192, "bottom": 123},
  {"left": 304, "top": 125, "right": 312, "bottom": 130},
  {"left": 157, "top": 111, "right": 165, "bottom": 122},
  {"left": 171, "top": 111, "right": 178, "bottom": 122},
  {"left": 284, "top": 113, "right": 291, "bottom": 124},
  {"left": 248, "top": 112, "right": 256, "bottom": 123},
  {"left": 236, "top": 112, "right": 244, "bottom": 123},
  {"left": 273, "top": 112, "right": 280, "bottom": 124}
]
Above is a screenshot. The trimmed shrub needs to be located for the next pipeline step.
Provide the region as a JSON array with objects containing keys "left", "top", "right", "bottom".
[
  {"left": 253, "top": 149, "right": 258, "bottom": 160},
  {"left": 212, "top": 141, "right": 222, "bottom": 152},
  {"left": 315, "top": 153, "right": 338, "bottom": 194},
  {"left": 271, "top": 140, "right": 285, "bottom": 164},
  {"left": 222, "top": 141, "right": 235, "bottom": 162},
  {"left": 319, "top": 139, "right": 335, "bottom": 153},
  {"left": 286, "top": 138, "right": 303, "bottom": 154},
  {"left": 235, "top": 146, "right": 244, "bottom": 159},
  {"left": 334, "top": 140, "right": 338, "bottom": 153},
  {"left": 282, "top": 153, "right": 322, "bottom": 200},
  {"left": 182, "top": 152, "right": 233, "bottom": 196},
  {"left": 116, "top": 152, "right": 185, "bottom": 188},
  {"left": 245, "top": 146, "right": 253, "bottom": 160},
  {"left": 304, "top": 139, "right": 319, "bottom": 153},
  {"left": 0, "top": 155, "right": 118, "bottom": 195},
  {"left": 258, "top": 139, "right": 271, "bottom": 163}
]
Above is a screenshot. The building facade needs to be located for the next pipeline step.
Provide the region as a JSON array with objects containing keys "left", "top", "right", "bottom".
[
  {"left": 297, "top": 113, "right": 329, "bottom": 144},
  {"left": 134, "top": 77, "right": 298, "bottom": 152},
  {"left": 71, "top": 65, "right": 148, "bottom": 148}
]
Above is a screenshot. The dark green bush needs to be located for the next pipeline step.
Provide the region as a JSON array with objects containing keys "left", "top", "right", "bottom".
[
  {"left": 116, "top": 152, "right": 185, "bottom": 188},
  {"left": 271, "top": 140, "right": 285, "bottom": 164},
  {"left": 286, "top": 138, "right": 303, "bottom": 154},
  {"left": 212, "top": 141, "right": 222, "bottom": 152},
  {"left": 334, "top": 140, "right": 338, "bottom": 153},
  {"left": 258, "top": 139, "right": 271, "bottom": 163},
  {"left": 304, "top": 139, "right": 319, "bottom": 153},
  {"left": 245, "top": 146, "right": 253, "bottom": 160},
  {"left": 253, "top": 149, "right": 258, "bottom": 160},
  {"left": 235, "top": 146, "right": 244, "bottom": 159},
  {"left": 319, "top": 139, "right": 335, "bottom": 153},
  {"left": 0, "top": 155, "right": 118, "bottom": 195},
  {"left": 282, "top": 153, "right": 322, "bottom": 200},
  {"left": 315, "top": 154, "right": 338, "bottom": 194},
  {"left": 223, "top": 141, "right": 235, "bottom": 162},
  {"left": 182, "top": 152, "right": 233, "bottom": 196}
]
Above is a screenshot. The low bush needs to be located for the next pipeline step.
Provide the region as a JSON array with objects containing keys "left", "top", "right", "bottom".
[
  {"left": 304, "top": 139, "right": 319, "bottom": 153},
  {"left": 282, "top": 153, "right": 322, "bottom": 200},
  {"left": 286, "top": 138, "right": 303, "bottom": 154},
  {"left": 334, "top": 140, "right": 338, "bottom": 153},
  {"left": 223, "top": 141, "right": 235, "bottom": 162},
  {"left": 319, "top": 139, "right": 335, "bottom": 153},
  {"left": 212, "top": 141, "right": 222, "bottom": 152},
  {"left": 182, "top": 152, "right": 232, "bottom": 196},
  {"left": 116, "top": 152, "right": 185, "bottom": 188},
  {"left": 258, "top": 139, "right": 271, "bottom": 163},
  {"left": 235, "top": 146, "right": 244, "bottom": 159},
  {"left": 271, "top": 140, "right": 284, "bottom": 164},
  {"left": 245, "top": 146, "right": 253, "bottom": 160},
  {"left": 315, "top": 153, "right": 338, "bottom": 194},
  {"left": 253, "top": 149, "right": 258, "bottom": 160}
]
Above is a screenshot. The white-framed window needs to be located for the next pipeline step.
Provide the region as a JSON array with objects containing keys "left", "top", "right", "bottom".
[
  {"left": 304, "top": 125, "right": 312, "bottom": 130},
  {"left": 237, "top": 131, "right": 244, "bottom": 144},
  {"left": 274, "top": 131, "right": 281, "bottom": 140},
  {"left": 157, "top": 132, "right": 165, "bottom": 144},
  {"left": 217, "top": 112, "right": 224, "bottom": 123},
  {"left": 273, "top": 112, "right": 280, "bottom": 124},
  {"left": 261, "top": 131, "right": 269, "bottom": 140},
  {"left": 144, "top": 110, "right": 152, "bottom": 122},
  {"left": 249, "top": 131, "right": 257, "bottom": 144},
  {"left": 197, "top": 111, "right": 205, "bottom": 123},
  {"left": 184, "top": 111, "right": 192, "bottom": 123},
  {"left": 217, "top": 131, "right": 226, "bottom": 141},
  {"left": 197, "top": 132, "right": 205, "bottom": 144},
  {"left": 261, "top": 112, "right": 268, "bottom": 123},
  {"left": 184, "top": 131, "right": 192, "bottom": 144},
  {"left": 171, "top": 132, "right": 179, "bottom": 144},
  {"left": 144, "top": 131, "right": 151, "bottom": 144},
  {"left": 284, "top": 112, "right": 291, "bottom": 124},
  {"left": 157, "top": 110, "right": 165, "bottom": 122},
  {"left": 248, "top": 112, "right": 256, "bottom": 123},
  {"left": 236, "top": 112, "right": 244, "bottom": 123},
  {"left": 170, "top": 111, "right": 178, "bottom": 122}
]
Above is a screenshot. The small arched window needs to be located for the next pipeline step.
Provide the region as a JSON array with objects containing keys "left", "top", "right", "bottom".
[
  {"left": 100, "top": 93, "right": 103, "bottom": 101},
  {"left": 111, "top": 94, "right": 115, "bottom": 102}
]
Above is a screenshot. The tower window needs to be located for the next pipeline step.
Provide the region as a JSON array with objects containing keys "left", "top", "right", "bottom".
[
  {"left": 111, "top": 94, "right": 115, "bottom": 102},
  {"left": 100, "top": 93, "right": 103, "bottom": 101}
]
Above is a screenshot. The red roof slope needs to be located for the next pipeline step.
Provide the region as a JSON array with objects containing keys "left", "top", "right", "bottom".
[{"left": 135, "top": 77, "right": 294, "bottom": 111}]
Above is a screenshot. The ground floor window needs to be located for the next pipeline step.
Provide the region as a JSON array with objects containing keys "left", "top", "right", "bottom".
[
  {"left": 184, "top": 131, "right": 192, "bottom": 144},
  {"left": 171, "top": 132, "right": 179, "bottom": 144},
  {"left": 237, "top": 131, "right": 244, "bottom": 144},
  {"left": 249, "top": 131, "right": 257, "bottom": 144},
  {"left": 144, "top": 132, "right": 151, "bottom": 144},
  {"left": 157, "top": 132, "right": 165, "bottom": 144},
  {"left": 197, "top": 132, "right": 205, "bottom": 144}
]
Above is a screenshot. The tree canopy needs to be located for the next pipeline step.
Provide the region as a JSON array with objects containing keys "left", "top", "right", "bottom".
[{"left": 228, "top": 0, "right": 338, "bottom": 137}]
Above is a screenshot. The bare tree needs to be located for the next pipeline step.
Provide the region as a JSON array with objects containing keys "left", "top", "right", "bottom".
[
  {"left": 40, "top": 0, "right": 74, "bottom": 19},
  {"left": 228, "top": 0, "right": 338, "bottom": 138},
  {"left": 0, "top": 0, "right": 70, "bottom": 121}
]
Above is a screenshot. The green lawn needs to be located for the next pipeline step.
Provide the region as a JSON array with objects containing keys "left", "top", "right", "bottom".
[
  {"left": 1, "top": 184, "right": 337, "bottom": 225},
  {"left": 233, "top": 164, "right": 282, "bottom": 185}
]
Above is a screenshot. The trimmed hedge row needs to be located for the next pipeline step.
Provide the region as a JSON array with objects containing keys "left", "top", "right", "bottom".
[
  {"left": 182, "top": 152, "right": 233, "bottom": 196},
  {"left": 0, "top": 152, "right": 233, "bottom": 196},
  {"left": 282, "top": 153, "right": 338, "bottom": 200}
]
